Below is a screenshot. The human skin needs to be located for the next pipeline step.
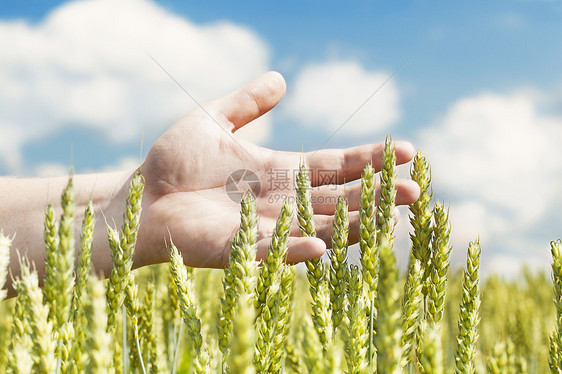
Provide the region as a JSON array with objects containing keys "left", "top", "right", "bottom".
[{"left": 0, "top": 71, "right": 420, "bottom": 297}]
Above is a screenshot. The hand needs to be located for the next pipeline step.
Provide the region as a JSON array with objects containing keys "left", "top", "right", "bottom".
[{"left": 137, "top": 72, "right": 420, "bottom": 268}]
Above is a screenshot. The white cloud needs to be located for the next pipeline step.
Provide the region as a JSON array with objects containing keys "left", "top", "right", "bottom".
[
  {"left": 97, "top": 156, "right": 141, "bottom": 173},
  {"left": 419, "top": 90, "right": 562, "bottom": 268},
  {"left": 0, "top": 0, "right": 271, "bottom": 172},
  {"left": 33, "top": 156, "right": 140, "bottom": 178},
  {"left": 283, "top": 61, "right": 400, "bottom": 135},
  {"left": 34, "top": 163, "right": 71, "bottom": 178},
  {"left": 482, "top": 252, "right": 550, "bottom": 279}
]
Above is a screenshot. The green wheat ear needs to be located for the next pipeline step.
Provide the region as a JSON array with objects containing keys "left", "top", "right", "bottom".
[
  {"left": 43, "top": 204, "right": 58, "bottom": 320},
  {"left": 488, "top": 339, "right": 517, "bottom": 374},
  {"left": 375, "top": 239, "right": 402, "bottom": 374},
  {"left": 296, "top": 159, "right": 324, "bottom": 288},
  {"left": 377, "top": 135, "right": 397, "bottom": 246},
  {"left": 256, "top": 200, "right": 293, "bottom": 318},
  {"left": 74, "top": 200, "right": 95, "bottom": 308},
  {"left": 13, "top": 257, "right": 57, "bottom": 374},
  {"left": 139, "top": 280, "right": 160, "bottom": 373},
  {"left": 269, "top": 265, "right": 295, "bottom": 373},
  {"left": 359, "top": 162, "right": 379, "bottom": 368},
  {"left": 42, "top": 176, "right": 76, "bottom": 347},
  {"left": 427, "top": 200, "right": 452, "bottom": 324},
  {"left": 169, "top": 243, "right": 209, "bottom": 373},
  {"left": 8, "top": 293, "right": 34, "bottom": 373},
  {"left": 408, "top": 150, "right": 433, "bottom": 296},
  {"left": 401, "top": 258, "right": 424, "bottom": 368},
  {"left": 254, "top": 277, "right": 282, "bottom": 373},
  {"left": 229, "top": 292, "right": 255, "bottom": 374},
  {"left": 106, "top": 172, "right": 144, "bottom": 332},
  {"left": 295, "top": 159, "right": 332, "bottom": 355},
  {"left": 417, "top": 320, "right": 444, "bottom": 374},
  {"left": 84, "top": 275, "right": 113, "bottom": 373},
  {"left": 550, "top": 239, "right": 562, "bottom": 372},
  {"left": 345, "top": 265, "right": 368, "bottom": 374},
  {"left": 329, "top": 195, "right": 349, "bottom": 331},
  {"left": 454, "top": 240, "right": 481, "bottom": 374},
  {"left": 218, "top": 192, "right": 258, "bottom": 368},
  {"left": 69, "top": 200, "right": 96, "bottom": 373},
  {"left": 360, "top": 163, "right": 379, "bottom": 297}
]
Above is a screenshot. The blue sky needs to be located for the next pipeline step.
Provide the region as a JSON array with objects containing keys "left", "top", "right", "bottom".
[{"left": 1, "top": 0, "right": 562, "bottom": 275}]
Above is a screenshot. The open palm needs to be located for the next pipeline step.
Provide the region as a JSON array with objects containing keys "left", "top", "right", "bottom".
[{"left": 138, "top": 72, "right": 420, "bottom": 268}]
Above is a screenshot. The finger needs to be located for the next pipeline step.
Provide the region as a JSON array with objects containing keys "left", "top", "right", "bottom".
[
  {"left": 310, "top": 184, "right": 361, "bottom": 215},
  {"left": 207, "top": 71, "right": 286, "bottom": 132},
  {"left": 304, "top": 141, "right": 415, "bottom": 186},
  {"left": 255, "top": 236, "right": 326, "bottom": 264},
  {"left": 310, "top": 179, "right": 420, "bottom": 215}
]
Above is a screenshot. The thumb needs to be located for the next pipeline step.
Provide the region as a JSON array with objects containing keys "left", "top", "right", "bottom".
[{"left": 207, "top": 71, "right": 286, "bottom": 132}]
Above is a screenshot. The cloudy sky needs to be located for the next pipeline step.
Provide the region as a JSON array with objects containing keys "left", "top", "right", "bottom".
[{"left": 1, "top": 0, "right": 562, "bottom": 276}]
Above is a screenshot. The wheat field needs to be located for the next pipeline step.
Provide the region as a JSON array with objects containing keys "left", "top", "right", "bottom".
[{"left": 0, "top": 137, "right": 560, "bottom": 373}]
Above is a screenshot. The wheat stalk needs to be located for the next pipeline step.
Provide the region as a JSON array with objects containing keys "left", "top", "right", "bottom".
[
  {"left": 54, "top": 177, "right": 76, "bottom": 332},
  {"left": 7, "top": 292, "right": 34, "bottom": 373},
  {"left": 113, "top": 332, "right": 124, "bottom": 374},
  {"left": 345, "top": 265, "right": 367, "bottom": 374},
  {"left": 218, "top": 193, "right": 258, "bottom": 367},
  {"left": 256, "top": 200, "right": 293, "bottom": 318},
  {"left": 169, "top": 243, "right": 210, "bottom": 373},
  {"left": 84, "top": 275, "right": 113, "bottom": 374},
  {"left": 234, "top": 192, "right": 259, "bottom": 294},
  {"left": 296, "top": 159, "right": 324, "bottom": 289},
  {"left": 550, "top": 332, "right": 562, "bottom": 374},
  {"left": 488, "top": 339, "right": 517, "bottom": 374},
  {"left": 551, "top": 239, "right": 562, "bottom": 372},
  {"left": 454, "top": 240, "right": 481, "bottom": 374},
  {"left": 139, "top": 279, "right": 160, "bottom": 373},
  {"left": 106, "top": 225, "right": 125, "bottom": 332},
  {"left": 329, "top": 195, "right": 349, "bottom": 331},
  {"left": 269, "top": 265, "right": 295, "bottom": 374},
  {"left": 124, "top": 272, "right": 147, "bottom": 374},
  {"left": 106, "top": 172, "right": 144, "bottom": 332},
  {"left": 417, "top": 320, "right": 444, "bottom": 374},
  {"left": 359, "top": 162, "right": 379, "bottom": 368},
  {"left": 229, "top": 292, "right": 255, "bottom": 374},
  {"left": 74, "top": 200, "right": 95, "bottom": 309},
  {"left": 43, "top": 204, "right": 59, "bottom": 320},
  {"left": 301, "top": 314, "right": 323, "bottom": 372},
  {"left": 164, "top": 258, "right": 181, "bottom": 368},
  {"left": 377, "top": 136, "right": 397, "bottom": 246},
  {"left": 13, "top": 257, "right": 57, "bottom": 374},
  {"left": 255, "top": 279, "right": 282, "bottom": 373},
  {"left": 359, "top": 163, "right": 378, "bottom": 295},
  {"left": 408, "top": 150, "right": 433, "bottom": 297},
  {"left": 296, "top": 160, "right": 333, "bottom": 354},
  {"left": 427, "top": 200, "right": 452, "bottom": 323},
  {"left": 284, "top": 336, "right": 305, "bottom": 374},
  {"left": 375, "top": 239, "right": 402, "bottom": 374},
  {"left": 69, "top": 200, "right": 96, "bottom": 373},
  {"left": 401, "top": 258, "right": 424, "bottom": 368},
  {"left": 218, "top": 266, "right": 237, "bottom": 359}
]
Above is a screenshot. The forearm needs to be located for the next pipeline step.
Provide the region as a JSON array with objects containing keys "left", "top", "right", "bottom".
[{"left": 0, "top": 169, "right": 135, "bottom": 296}]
